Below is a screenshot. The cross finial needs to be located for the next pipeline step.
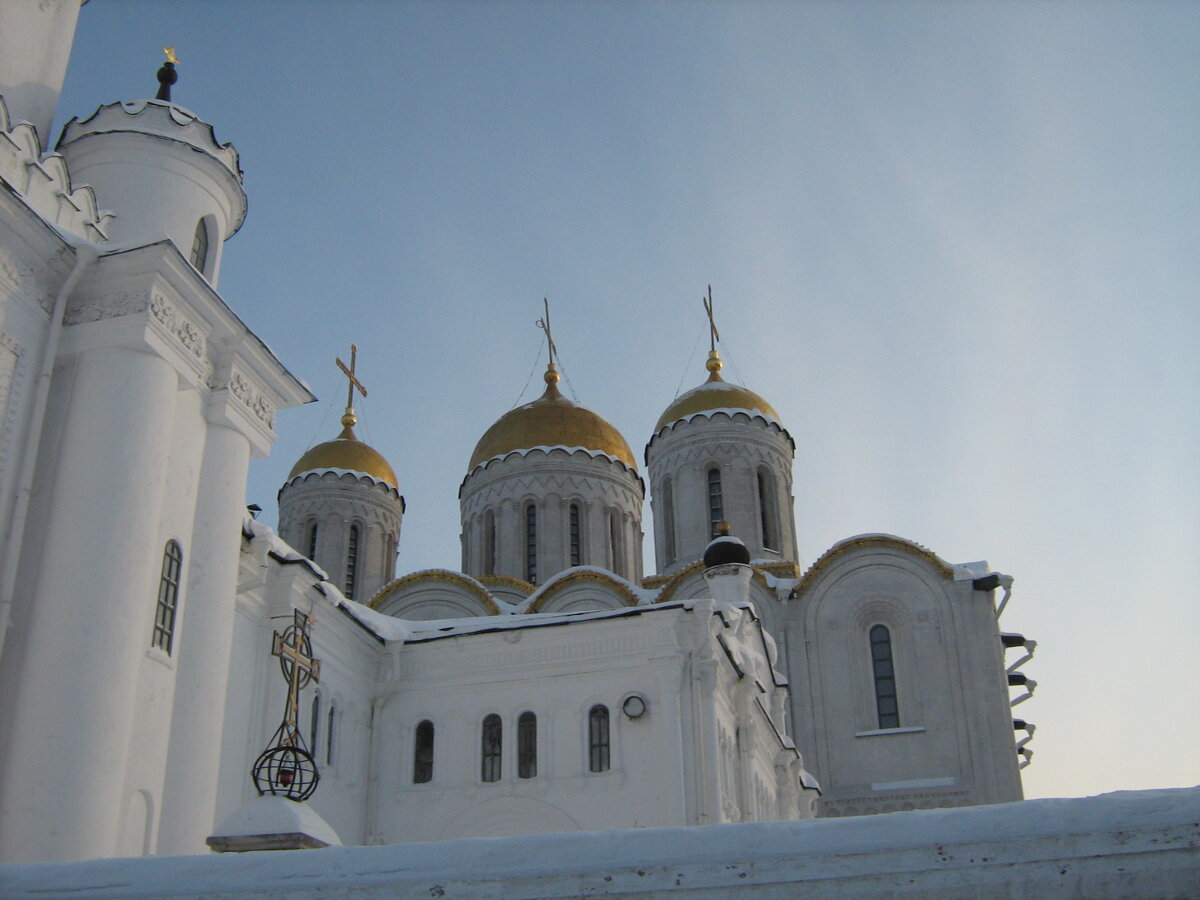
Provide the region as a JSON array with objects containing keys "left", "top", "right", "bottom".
[
  {"left": 703, "top": 284, "right": 720, "bottom": 352},
  {"left": 336, "top": 344, "right": 368, "bottom": 428},
  {"left": 163, "top": 45, "right": 180, "bottom": 65},
  {"left": 535, "top": 298, "right": 558, "bottom": 367},
  {"left": 270, "top": 610, "right": 321, "bottom": 739}
]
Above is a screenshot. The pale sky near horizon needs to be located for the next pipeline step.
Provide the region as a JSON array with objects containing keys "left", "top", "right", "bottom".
[{"left": 55, "top": 1, "right": 1198, "bottom": 804}]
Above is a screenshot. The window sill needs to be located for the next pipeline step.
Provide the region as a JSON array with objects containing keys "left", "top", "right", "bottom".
[
  {"left": 854, "top": 726, "right": 926, "bottom": 738},
  {"left": 146, "top": 646, "right": 175, "bottom": 670}
]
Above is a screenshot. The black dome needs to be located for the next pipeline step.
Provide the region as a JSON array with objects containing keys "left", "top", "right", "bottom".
[{"left": 703, "top": 530, "right": 751, "bottom": 568}]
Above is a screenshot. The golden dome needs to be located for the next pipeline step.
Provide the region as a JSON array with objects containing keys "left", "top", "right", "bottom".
[
  {"left": 288, "top": 411, "right": 398, "bottom": 487},
  {"left": 655, "top": 350, "right": 780, "bottom": 432},
  {"left": 469, "top": 364, "right": 637, "bottom": 471}
]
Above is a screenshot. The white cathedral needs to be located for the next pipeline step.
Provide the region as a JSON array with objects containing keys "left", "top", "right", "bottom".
[{"left": 0, "top": 1, "right": 1033, "bottom": 865}]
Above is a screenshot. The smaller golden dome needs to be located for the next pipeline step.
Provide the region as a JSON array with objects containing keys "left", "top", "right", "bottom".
[
  {"left": 655, "top": 350, "right": 779, "bottom": 432},
  {"left": 469, "top": 364, "right": 636, "bottom": 471},
  {"left": 288, "top": 410, "right": 398, "bottom": 487}
]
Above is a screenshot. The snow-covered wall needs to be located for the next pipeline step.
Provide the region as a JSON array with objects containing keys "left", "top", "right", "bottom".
[{"left": 1, "top": 788, "right": 1195, "bottom": 899}]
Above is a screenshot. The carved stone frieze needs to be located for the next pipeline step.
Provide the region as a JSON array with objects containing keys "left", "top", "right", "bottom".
[
  {"left": 149, "top": 292, "right": 206, "bottom": 363},
  {"left": 209, "top": 368, "right": 275, "bottom": 430},
  {"left": 63, "top": 289, "right": 149, "bottom": 325}
]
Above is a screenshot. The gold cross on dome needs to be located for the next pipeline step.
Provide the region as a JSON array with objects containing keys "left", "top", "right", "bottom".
[
  {"left": 163, "top": 46, "right": 180, "bottom": 65},
  {"left": 336, "top": 344, "right": 368, "bottom": 411},
  {"left": 703, "top": 284, "right": 720, "bottom": 352},
  {"left": 535, "top": 298, "right": 558, "bottom": 367},
  {"left": 271, "top": 610, "right": 321, "bottom": 738}
]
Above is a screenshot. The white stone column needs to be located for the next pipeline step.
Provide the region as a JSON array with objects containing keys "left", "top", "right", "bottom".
[
  {"left": 0, "top": 347, "right": 177, "bottom": 863},
  {"left": 155, "top": 421, "right": 250, "bottom": 856}
]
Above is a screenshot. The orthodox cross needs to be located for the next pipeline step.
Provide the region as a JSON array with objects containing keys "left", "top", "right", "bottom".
[
  {"left": 336, "top": 344, "right": 368, "bottom": 411},
  {"left": 271, "top": 609, "right": 321, "bottom": 744},
  {"left": 703, "top": 284, "right": 720, "bottom": 352},
  {"left": 536, "top": 298, "right": 558, "bottom": 367}
]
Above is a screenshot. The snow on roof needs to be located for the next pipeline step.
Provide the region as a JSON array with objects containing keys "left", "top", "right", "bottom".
[
  {"left": 242, "top": 516, "right": 328, "bottom": 581},
  {"left": 210, "top": 796, "right": 341, "bottom": 847},
  {"left": 285, "top": 467, "right": 396, "bottom": 489}
]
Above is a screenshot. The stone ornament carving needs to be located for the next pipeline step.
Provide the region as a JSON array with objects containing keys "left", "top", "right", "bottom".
[
  {"left": 149, "top": 292, "right": 206, "bottom": 363},
  {"left": 212, "top": 369, "right": 275, "bottom": 429},
  {"left": 63, "top": 289, "right": 149, "bottom": 326}
]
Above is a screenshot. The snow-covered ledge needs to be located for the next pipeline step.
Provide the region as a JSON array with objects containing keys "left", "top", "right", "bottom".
[{"left": 0, "top": 788, "right": 1196, "bottom": 899}]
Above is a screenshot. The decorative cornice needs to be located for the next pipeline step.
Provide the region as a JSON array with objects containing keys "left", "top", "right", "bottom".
[
  {"left": 526, "top": 569, "right": 640, "bottom": 613},
  {"left": 793, "top": 535, "right": 956, "bottom": 597},
  {"left": 370, "top": 568, "right": 501, "bottom": 615},
  {"left": 653, "top": 561, "right": 773, "bottom": 605},
  {"left": 149, "top": 291, "right": 206, "bottom": 364},
  {"left": 478, "top": 574, "right": 535, "bottom": 595},
  {"left": 209, "top": 367, "right": 276, "bottom": 430},
  {"left": 63, "top": 288, "right": 148, "bottom": 325}
]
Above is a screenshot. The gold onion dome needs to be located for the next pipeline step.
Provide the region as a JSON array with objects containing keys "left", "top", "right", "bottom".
[
  {"left": 655, "top": 350, "right": 780, "bottom": 433},
  {"left": 469, "top": 364, "right": 637, "bottom": 471},
  {"left": 288, "top": 410, "right": 398, "bottom": 487}
]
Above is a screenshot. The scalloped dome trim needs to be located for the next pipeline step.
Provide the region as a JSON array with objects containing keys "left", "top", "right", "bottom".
[
  {"left": 469, "top": 444, "right": 639, "bottom": 476},
  {"left": 656, "top": 380, "right": 780, "bottom": 432}
]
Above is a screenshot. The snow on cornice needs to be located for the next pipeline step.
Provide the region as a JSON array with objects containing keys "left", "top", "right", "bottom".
[
  {"left": 469, "top": 445, "right": 639, "bottom": 478},
  {"left": 58, "top": 99, "right": 241, "bottom": 180},
  {"left": 241, "top": 515, "right": 328, "bottom": 581},
  {"left": 284, "top": 467, "right": 400, "bottom": 494},
  {"left": 0, "top": 95, "right": 111, "bottom": 243}
]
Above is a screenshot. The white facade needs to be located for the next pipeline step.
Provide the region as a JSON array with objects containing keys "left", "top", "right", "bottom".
[{"left": 0, "top": 5, "right": 1031, "bottom": 868}]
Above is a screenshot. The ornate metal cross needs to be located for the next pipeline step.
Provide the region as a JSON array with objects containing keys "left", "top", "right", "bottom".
[
  {"left": 336, "top": 344, "right": 368, "bottom": 412},
  {"left": 271, "top": 609, "right": 321, "bottom": 743},
  {"left": 703, "top": 284, "right": 720, "bottom": 352},
  {"left": 536, "top": 298, "right": 558, "bottom": 367}
]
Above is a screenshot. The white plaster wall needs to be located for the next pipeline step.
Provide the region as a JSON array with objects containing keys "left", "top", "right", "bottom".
[
  {"left": 647, "top": 412, "right": 796, "bottom": 574},
  {"left": 0, "top": 0, "right": 82, "bottom": 149},
  {"left": 460, "top": 449, "right": 643, "bottom": 585}
]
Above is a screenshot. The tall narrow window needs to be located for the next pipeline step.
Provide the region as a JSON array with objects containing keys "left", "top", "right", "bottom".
[
  {"left": 310, "top": 694, "right": 321, "bottom": 754},
  {"left": 483, "top": 511, "right": 496, "bottom": 576},
  {"left": 870, "top": 625, "right": 900, "bottom": 729},
  {"left": 757, "top": 469, "right": 777, "bottom": 551},
  {"left": 189, "top": 218, "right": 209, "bottom": 274},
  {"left": 661, "top": 477, "right": 676, "bottom": 564},
  {"left": 525, "top": 504, "right": 537, "bottom": 583},
  {"left": 518, "top": 711, "right": 537, "bottom": 779},
  {"left": 413, "top": 720, "right": 434, "bottom": 784},
  {"left": 152, "top": 540, "right": 183, "bottom": 653},
  {"left": 481, "top": 714, "right": 502, "bottom": 782},
  {"left": 569, "top": 503, "right": 581, "bottom": 567},
  {"left": 326, "top": 703, "right": 337, "bottom": 765},
  {"left": 345, "top": 524, "right": 360, "bottom": 599},
  {"left": 609, "top": 511, "right": 623, "bottom": 573},
  {"left": 588, "top": 704, "right": 610, "bottom": 773},
  {"left": 306, "top": 521, "right": 319, "bottom": 560},
  {"left": 707, "top": 468, "right": 724, "bottom": 536}
]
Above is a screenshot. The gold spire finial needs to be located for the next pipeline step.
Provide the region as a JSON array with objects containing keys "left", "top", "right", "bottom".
[
  {"left": 163, "top": 46, "right": 180, "bottom": 65},
  {"left": 702, "top": 285, "right": 724, "bottom": 382},
  {"left": 335, "top": 344, "right": 368, "bottom": 432}
]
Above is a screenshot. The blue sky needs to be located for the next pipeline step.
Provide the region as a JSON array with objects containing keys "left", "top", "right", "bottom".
[{"left": 56, "top": 1, "right": 1198, "bottom": 802}]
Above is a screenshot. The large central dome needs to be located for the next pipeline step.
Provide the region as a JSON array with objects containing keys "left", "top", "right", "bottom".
[{"left": 469, "top": 364, "right": 636, "bottom": 471}]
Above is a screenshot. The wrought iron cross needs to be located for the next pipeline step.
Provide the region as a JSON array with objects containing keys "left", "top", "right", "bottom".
[
  {"left": 271, "top": 609, "right": 321, "bottom": 741},
  {"left": 703, "top": 284, "right": 720, "bottom": 352},
  {"left": 535, "top": 298, "right": 558, "bottom": 367},
  {"left": 336, "top": 344, "right": 368, "bottom": 411}
]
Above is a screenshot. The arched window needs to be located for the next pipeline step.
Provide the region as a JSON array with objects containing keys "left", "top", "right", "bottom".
[
  {"left": 757, "top": 469, "right": 777, "bottom": 551},
  {"left": 152, "top": 540, "right": 183, "bottom": 653},
  {"left": 413, "top": 720, "right": 434, "bottom": 784},
  {"left": 661, "top": 477, "right": 676, "bottom": 564},
  {"left": 481, "top": 713, "right": 502, "bottom": 782},
  {"left": 870, "top": 625, "right": 900, "bottom": 729},
  {"left": 609, "top": 510, "right": 623, "bottom": 573},
  {"left": 306, "top": 521, "right": 319, "bottom": 560},
  {"left": 569, "top": 503, "right": 581, "bottom": 567},
  {"left": 345, "top": 524, "right": 360, "bottom": 599},
  {"left": 518, "top": 711, "right": 537, "bottom": 779},
  {"left": 483, "top": 510, "right": 496, "bottom": 576},
  {"left": 707, "top": 468, "right": 724, "bottom": 536},
  {"left": 189, "top": 218, "right": 210, "bottom": 275},
  {"left": 525, "top": 504, "right": 537, "bottom": 583},
  {"left": 588, "top": 704, "right": 610, "bottom": 773}
]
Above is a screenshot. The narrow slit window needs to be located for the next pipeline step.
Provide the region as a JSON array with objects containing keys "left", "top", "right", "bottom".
[
  {"left": 326, "top": 703, "right": 337, "bottom": 765},
  {"left": 609, "top": 511, "right": 623, "bottom": 572},
  {"left": 757, "top": 469, "right": 777, "bottom": 550},
  {"left": 306, "top": 521, "right": 319, "bottom": 560},
  {"left": 661, "top": 477, "right": 676, "bottom": 564},
  {"left": 345, "top": 524, "right": 360, "bottom": 599},
  {"left": 707, "top": 468, "right": 723, "bottom": 536},
  {"left": 152, "top": 540, "right": 183, "bottom": 654},
  {"left": 310, "top": 694, "right": 321, "bottom": 755},
  {"left": 413, "top": 720, "right": 434, "bottom": 784},
  {"left": 569, "top": 503, "right": 581, "bottom": 567},
  {"left": 484, "top": 511, "right": 496, "bottom": 575},
  {"left": 518, "top": 711, "right": 537, "bottom": 779},
  {"left": 481, "top": 714, "right": 502, "bottom": 782},
  {"left": 525, "top": 504, "right": 537, "bottom": 583},
  {"left": 588, "top": 704, "right": 610, "bottom": 773},
  {"left": 870, "top": 625, "right": 900, "bottom": 729}
]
